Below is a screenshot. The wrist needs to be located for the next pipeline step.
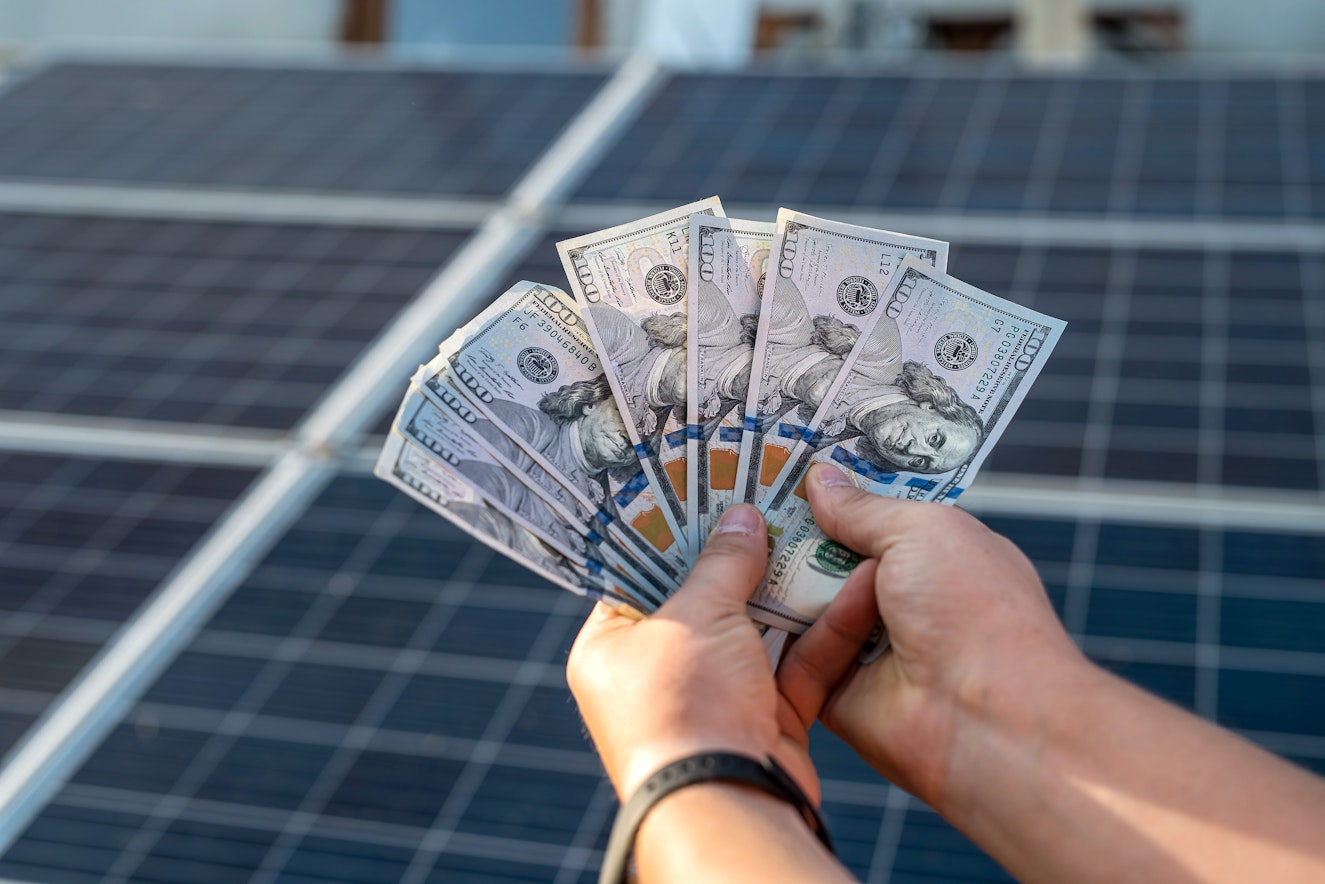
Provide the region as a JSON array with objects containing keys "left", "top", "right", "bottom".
[
  {"left": 612, "top": 755, "right": 843, "bottom": 884},
  {"left": 611, "top": 736, "right": 768, "bottom": 800},
  {"left": 942, "top": 642, "right": 1099, "bottom": 823},
  {"left": 635, "top": 782, "right": 817, "bottom": 869}
]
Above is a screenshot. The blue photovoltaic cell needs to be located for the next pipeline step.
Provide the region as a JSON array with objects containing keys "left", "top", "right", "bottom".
[
  {"left": 0, "top": 475, "right": 613, "bottom": 883},
  {"left": 0, "top": 805, "right": 152, "bottom": 882},
  {"left": 1086, "top": 587, "right": 1198, "bottom": 643},
  {"left": 574, "top": 71, "right": 1323, "bottom": 219},
  {"left": 381, "top": 675, "right": 508, "bottom": 738},
  {"left": 1219, "top": 671, "right": 1325, "bottom": 737},
  {"left": 195, "top": 738, "right": 338, "bottom": 811},
  {"left": 1099, "top": 660, "right": 1198, "bottom": 708},
  {"left": 278, "top": 837, "right": 414, "bottom": 884},
  {"left": 0, "top": 63, "right": 605, "bottom": 195},
  {"left": 822, "top": 799, "right": 889, "bottom": 877},
  {"left": 1094, "top": 524, "right": 1200, "bottom": 571},
  {"left": 1221, "top": 597, "right": 1325, "bottom": 654},
  {"left": 0, "top": 453, "right": 256, "bottom": 761},
  {"left": 363, "top": 229, "right": 571, "bottom": 440},
  {"left": 323, "top": 751, "right": 466, "bottom": 827},
  {"left": 506, "top": 685, "right": 589, "bottom": 752},
  {"left": 977, "top": 515, "right": 1077, "bottom": 564},
  {"left": 456, "top": 765, "right": 600, "bottom": 843},
  {"left": 0, "top": 213, "right": 469, "bottom": 429},
  {"left": 949, "top": 245, "right": 1324, "bottom": 492},
  {"left": 891, "top": 811, "right": 1016, "bottom": 883},
  {"left": 1224, "top": 531, "right": 1325, "bottom": 578}
]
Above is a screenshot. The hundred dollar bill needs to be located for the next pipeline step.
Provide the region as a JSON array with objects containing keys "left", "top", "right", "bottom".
[
  {"left": 686, "top": 215, "right": 773, "bottom": 553},
  {"left": 557, "top": 197, "right": 725, "bottom": 563},
  {"left": 376, "top": 433, "right": 648, "bottom": 612},
  {"left": 392, "top": 383, "right": 669, "bottom": 609},
  {"left": 403, "top": 371, "right": 676, "bottom": 595},
  {"left": 735, "top": 209, "right": 948, "bottom": 510},
  {"left": 418, "top": 280, "right": 686, "bottom": 586},
  {"left": 748, "top": 257, "right": 1066, "bottom": 633}
]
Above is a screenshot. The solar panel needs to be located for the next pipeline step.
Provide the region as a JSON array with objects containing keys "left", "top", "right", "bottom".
[
  {"left": 0, "top": 452, "right": 258, "bottom": 760},
  {"left": 0, "top": 475, "right": 611, "bottom": 883},
  {"left": 0, "top": 213, "right": 470, "bottom": 429},
  {"left": 3, "top": 475, "right": 1320, "bottom": 882},
  {"left": 573, "top": 71, "right": 1324, "bottom": 219},
  {"left": 361, "top": 230, "right": 570, "bottom": 441},
  {"left": 951, "top": 244, "right": 1324, "bottom": 490},
  {"left": 0, "top": 63, "right": 607, "bottom": 196}
]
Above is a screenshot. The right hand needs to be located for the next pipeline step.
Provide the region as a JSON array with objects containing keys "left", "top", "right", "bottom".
[{"left": 777, "top": 463, "right": 1088, "bottom": 810}]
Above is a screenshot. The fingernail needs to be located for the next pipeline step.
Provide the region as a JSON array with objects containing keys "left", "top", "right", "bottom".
[
  {"left": 814, "top": 464, "right": 853, "bottom": 490},
  {"left": 714, "top": 504, "right": 761, "bottom": 536}
]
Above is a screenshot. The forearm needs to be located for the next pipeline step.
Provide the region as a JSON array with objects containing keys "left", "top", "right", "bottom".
[
  {"left": 943, "top": 657, "right": 1325, "bottom": 883},
  {"left": 635, "top": 783, "right": 853, "bottom": 883}
]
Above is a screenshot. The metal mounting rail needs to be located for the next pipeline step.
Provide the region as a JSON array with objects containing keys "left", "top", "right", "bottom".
[{"left": 0, "top": 413, "right": 290, "bottom": 468}]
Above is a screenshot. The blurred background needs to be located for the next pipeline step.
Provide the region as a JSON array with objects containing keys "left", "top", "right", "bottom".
[{"left": 0, "top": 1, "right": 1320, "bottom": 881}]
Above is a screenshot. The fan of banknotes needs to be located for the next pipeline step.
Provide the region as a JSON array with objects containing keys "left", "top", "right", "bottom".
[{"left": 376, "top": 198, "right": 1066, "bottom": 645}]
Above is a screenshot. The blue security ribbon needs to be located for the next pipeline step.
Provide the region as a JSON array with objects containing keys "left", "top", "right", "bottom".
[
  {"left": 831, "top": 447, "right": 898, "bottom": 484},
  {"left": 683, "top": 424, "right": 705, "bottom": 440},
  {"left": 776, "top": 423, "right": 818, "bottom": 445},
  {"left": 594, "top": 508, "right": 614, "bottom": 526},
  {"left": 633, "top": 439, "right": 657, "bottom": 459},
  {"left": 906, "top": 477, "right": 938, "bottom": 491},
  {"left": 718, "top": 426, "right": 744, "bottom": 443},
  {"left": 614, "top": 470, "right": 650, "bottom": 508},
  {"left": 665, "top": 427, "right": 689, "bottom": 449},
  {"left": 744, "top": 415, "right": 761, "bottom": 432},
  {"left": 945, "top": 487, "right": 965, "bottom": 499}
]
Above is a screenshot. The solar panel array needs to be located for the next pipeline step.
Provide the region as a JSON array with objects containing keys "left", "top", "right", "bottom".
[
  {"left": 0, "top": 453, "right": 258, "bottom": 758},
  {"left": 0, "top": 64, "right": 606, "bottom": 195},
  {"left": 0, "top": 58, "right": 1320, "bottom": 883},
  {"left": 953, "top": 243, "right": 1324, "bottom": 490},
  {"left": 576, "top": 72, "right": 1325, "bottom": 218},
  {"left": 0, "top": 214, "right": 469, "bottom": 428}
]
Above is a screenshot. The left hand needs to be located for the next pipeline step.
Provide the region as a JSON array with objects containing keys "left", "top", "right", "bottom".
[{"left": 567, "top": 504, "right": 871, "bottom": 803}]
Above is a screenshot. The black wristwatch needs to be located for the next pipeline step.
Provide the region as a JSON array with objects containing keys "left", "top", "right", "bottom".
[{"left": 598, "top": 752, "right": 835, "bottom": 884}]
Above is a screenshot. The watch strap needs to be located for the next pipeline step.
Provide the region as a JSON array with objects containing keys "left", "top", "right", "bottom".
[{"left": 598, "top": 752, "right": 834, "bottom": 884}]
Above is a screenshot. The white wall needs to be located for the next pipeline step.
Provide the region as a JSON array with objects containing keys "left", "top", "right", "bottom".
[
  {"left": 0, "top": 0, "right": 340, "bottom": 55},
  {"left": 634, "top": 0, "right": 759, "bottom": 67},
  {"left": 1187, "top": 0, "right": 1325, "bottom": 54}
]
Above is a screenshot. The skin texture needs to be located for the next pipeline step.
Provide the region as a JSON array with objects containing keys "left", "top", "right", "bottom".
[
  {"left": 794, "top": 463, "right": 1325, "bottom": 884},
  {"left": 570, "top": 504, "right": 824, "bottom": 802},
  {"left": 569, "top": 463, "right": 1325, "bottom": 883},
  {"left": 785, "top": 463, "right": 1086, "bottom": 806},
  {"left": 568, "top": 504, "right": 855, "bottom": 882}
]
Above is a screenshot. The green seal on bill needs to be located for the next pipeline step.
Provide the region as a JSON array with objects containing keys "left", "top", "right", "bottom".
[{"left": 812, "top": 541, "right": 861, "bottom": 575}]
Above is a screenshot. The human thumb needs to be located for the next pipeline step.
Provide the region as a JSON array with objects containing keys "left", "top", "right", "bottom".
[
  {"left": 805, "top": 463, "right": 912, "bottom": 561},
  {"left": 666, "top": 505, "right": 770, "bottom": 616}
]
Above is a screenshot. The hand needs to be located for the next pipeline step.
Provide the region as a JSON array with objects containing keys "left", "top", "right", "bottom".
[
  {"left": 567, "top": 504, "right": 856, "bottom": 804},
  {"left": 777, "top": 464, "right": 1088, "bottom": 811}
]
